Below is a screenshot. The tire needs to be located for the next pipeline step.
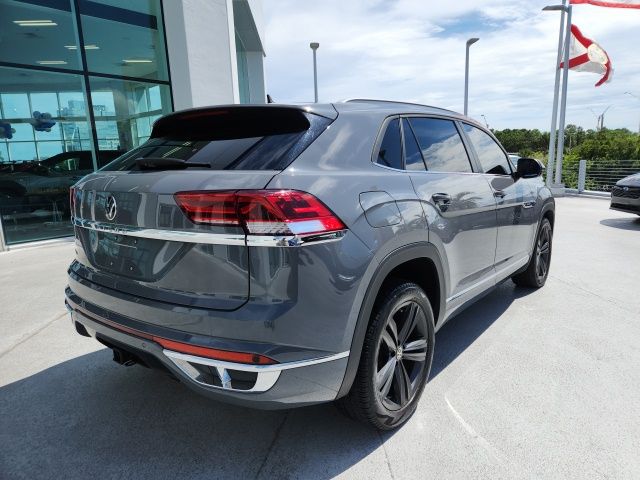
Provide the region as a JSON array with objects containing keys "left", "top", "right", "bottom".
[
  {"left": 338, "top": 282, "right": 435, "bottom": 430},
  {"left": 512, "top": 218, "right": 553, "bottom": 288}
]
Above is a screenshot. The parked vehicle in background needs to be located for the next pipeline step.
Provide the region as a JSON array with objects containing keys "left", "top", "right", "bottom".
[
  {"left": 0, "top": 150, "right": 121, "bottom": 243},
  {"left": 610, "top": 173, "right": 640, "bottom": 215},
  {"left": 65, "top": 100, "right": 555, "bottom": 430}
]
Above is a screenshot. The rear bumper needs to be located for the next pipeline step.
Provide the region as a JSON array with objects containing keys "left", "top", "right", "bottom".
[{"left": 65, "top": 289, "right": 349, "bottom": 409}]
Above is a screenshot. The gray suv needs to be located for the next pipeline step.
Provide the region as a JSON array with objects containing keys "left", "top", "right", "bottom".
[{"left": 65, "top": 100, "right": 554, "bottom": 430}]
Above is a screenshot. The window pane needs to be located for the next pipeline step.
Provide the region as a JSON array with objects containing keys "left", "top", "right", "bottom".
[
  {"left": 8, "top": 123, "right": 34, "bottom": 142},
  {"left": 8, "top": 142, "right": 36, "bottom": 161},
  {"left": 0, "top": 0, "right": 81, "bottom": 70},
  {"left": 1, "top": 66, "right": 91, "bottom": 245},
  {"left": 37, "top": 141, "right": 64, "bottom": 159},
  {"left": 1, "top": 93, "right": 30, "bottom": 118},
  {"left": 402, "top": 119, "right": 425, "bottom": 171},
  {"left": 409, "top": 118, "right": 472, "bottom": 173},
  {"left": 89, "top": 76, "right": 171, "bottom": 163},
  {"left": 462, "top": 124, "right": 512, "bottom": 175},
  {"left": 376, "top": 118, "right": 402, "bottom": 170},
  {"left": 80, "top": 0, "right": 169, "bottom": 81}
]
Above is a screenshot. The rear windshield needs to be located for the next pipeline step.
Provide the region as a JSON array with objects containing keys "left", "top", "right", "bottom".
[{"left": 101, "top": 108, "right": 332, "bottom": 171}]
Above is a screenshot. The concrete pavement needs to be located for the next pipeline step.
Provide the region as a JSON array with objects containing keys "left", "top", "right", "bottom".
[{"left": 1, "top": 197, "right": 639, "bottom": 479}]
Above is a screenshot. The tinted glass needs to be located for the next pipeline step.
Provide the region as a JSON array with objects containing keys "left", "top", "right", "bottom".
[
  {"left": 402, "top": 119, "right": 425, "bottom": 171},
  {"left": 409, "top": 118, "right": 472, "bottom": 173},
  {"left": 376, "top": 118, "right": 402, "bottom": 170},
  {"left": 80, "top": 0, "right": 169, "bottom": 81},
  {"left": 102, "top": 112, "right": 330, "bottom": 171},
  {"left": 0, "top": 0, "right": 81, "bottom": 70},
  {"left": 0, "top": 67, "right": 92, "bottom": 245},
  {"left": 463, "top": 124, "right": 512, "bottom": 175},
  {"left": 89, "top": 76, "right": 171, "bottom": 165}
]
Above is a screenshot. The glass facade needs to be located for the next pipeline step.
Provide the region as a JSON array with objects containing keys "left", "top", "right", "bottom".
[{"left": 0, "top": 0, "right": 172, "bottom": 246}]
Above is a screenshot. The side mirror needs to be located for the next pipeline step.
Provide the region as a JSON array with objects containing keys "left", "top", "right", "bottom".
[{"left": 515, "top": 158, "right": 542, "bottom": 179}]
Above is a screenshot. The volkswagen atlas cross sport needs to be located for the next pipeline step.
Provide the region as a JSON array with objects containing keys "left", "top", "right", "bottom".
[{"left": 65, "top": 100, "right": 555, "bottom": 430}]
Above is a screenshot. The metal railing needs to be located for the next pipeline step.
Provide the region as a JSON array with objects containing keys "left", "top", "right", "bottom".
[{"left": 562, "top": 159, "right": 640, "bottom": 193}]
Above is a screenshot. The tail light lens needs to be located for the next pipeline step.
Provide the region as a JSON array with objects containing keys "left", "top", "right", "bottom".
[
  {"left": 69, "top": 187, "right": 76, "bottom": 215},
  {"left": 175, "top": 190, "right": 346, "bottom": 236}
]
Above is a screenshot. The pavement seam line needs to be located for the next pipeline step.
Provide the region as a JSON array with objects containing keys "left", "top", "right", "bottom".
[
  {"left": 377, "top": 430, "right": 396, "bottom": 480},
  {"left": 0, "top": 311, "right": 68, "bottom": 359},
  {"left": 253, "top": 410, "right": 290, "bottom": 479},
  {"left": 549, "top": 274, "right": 637, "bottom": 315}
]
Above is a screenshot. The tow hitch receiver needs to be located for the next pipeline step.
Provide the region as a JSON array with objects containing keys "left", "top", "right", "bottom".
[{"left": 111, "top": 347, "right": 137, "bottom": 366}]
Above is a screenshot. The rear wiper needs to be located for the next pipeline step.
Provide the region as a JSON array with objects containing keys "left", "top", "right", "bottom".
[{"left": 135, "top": 157, "right": 211, "bottom": 170}]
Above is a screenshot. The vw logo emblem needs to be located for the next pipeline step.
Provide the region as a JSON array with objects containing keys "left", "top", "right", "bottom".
[
  {"left": 623, "top": 186, "right": 629, "bottom": 192},
  {"left": 105, "top": 195, "right": 117, "bottom": 221}
]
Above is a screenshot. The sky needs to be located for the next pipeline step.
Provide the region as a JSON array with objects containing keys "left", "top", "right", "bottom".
[{"left": 262, "top": 0, "right": 640, "bottom": 131}]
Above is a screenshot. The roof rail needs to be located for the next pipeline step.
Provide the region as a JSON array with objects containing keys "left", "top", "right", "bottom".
[{"left": 341, "top": 98, "right": 458, "bottom": 114}]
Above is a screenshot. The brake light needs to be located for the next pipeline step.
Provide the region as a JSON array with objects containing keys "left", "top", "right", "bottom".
[
  {"left": 69, "top": 187, "right": 76, "bottom": 214},
  {"left": 175, "top": 190, "right": 346, "bottom": 236},
  {"left": 173, "top": 192, "right": 239, "bottom": 225}
]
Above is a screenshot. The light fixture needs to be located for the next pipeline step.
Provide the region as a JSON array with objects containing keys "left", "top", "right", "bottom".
[
  {"left": 37, "top": 60, "right": 68, "bottom": 65},
  {"left": 64, "top": 45, "right": 100, "bottom": 50},
  {"left": 122, "top": 59, "right": 153, "bottom": 63},
  {"left": 14, "top": 20, "right": 57, "bottom": 27}
]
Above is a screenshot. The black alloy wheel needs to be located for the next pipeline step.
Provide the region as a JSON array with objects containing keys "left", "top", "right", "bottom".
[
  {"left": 376, "top": 300, "right": 429, "bottom": 411},
  {"left": 512, "top": 217, "right": 553, "bottom": 288},
  {"left": 338, "top": 282, "right": 435, "bottom": 430}
]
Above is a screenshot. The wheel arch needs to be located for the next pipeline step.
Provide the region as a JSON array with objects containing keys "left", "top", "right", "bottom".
[{"left": 336, "top": 242, "right": 446, "bottom": 399}]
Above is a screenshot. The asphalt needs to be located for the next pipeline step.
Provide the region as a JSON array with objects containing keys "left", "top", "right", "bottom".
[{"left": 1, "top": 197, "right": 639, "bottom": 479}]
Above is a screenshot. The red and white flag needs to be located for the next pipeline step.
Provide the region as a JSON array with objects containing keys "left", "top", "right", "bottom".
[
  {"left": 571, "top": 0, "right": 640, "bottom": 8},
  {"left": 560, "top": 25, "right": 613, "bottom": 87}
]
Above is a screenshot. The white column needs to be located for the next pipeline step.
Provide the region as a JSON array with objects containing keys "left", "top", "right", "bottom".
[{"left": 162, "top": 0, "right": 239, "bottom": 109}]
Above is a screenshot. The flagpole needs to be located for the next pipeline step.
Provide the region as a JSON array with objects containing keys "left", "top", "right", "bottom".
[
  {"left": 555, "top": 4, "right": 573, "bottom": 185},
  {"left": 544, "top": 0, "right": 567, "bottom": 187}
]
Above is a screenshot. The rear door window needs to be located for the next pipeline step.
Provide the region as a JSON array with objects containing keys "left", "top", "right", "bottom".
[
  {"left": 376, "top": 118, "right": 403, "bottom": 170},
  {"left": 101, "top": 108, "right": 331, "bottom": 171},
  {"left": 408, "top": 118, "right": 473, "bottom": 173},
  {"left": 462, "top": 124, "right": 512, "bottom": 175},
  {"left": 402, "top": 119, "right": 426, "bottom": 171}
]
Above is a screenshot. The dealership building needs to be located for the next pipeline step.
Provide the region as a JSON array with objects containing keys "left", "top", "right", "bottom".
[{"left": 0, "top": 0, "right": 266, "bottom": 250}]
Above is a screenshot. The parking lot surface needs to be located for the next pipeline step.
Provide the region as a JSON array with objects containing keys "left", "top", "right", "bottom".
[{"left": 1, "top": 196, "right": 639, "bottom": 479}]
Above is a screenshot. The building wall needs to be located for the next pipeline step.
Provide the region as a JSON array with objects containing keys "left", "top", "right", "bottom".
[{"left": 163, "top": 0, "right": 265, "bottom": 110}]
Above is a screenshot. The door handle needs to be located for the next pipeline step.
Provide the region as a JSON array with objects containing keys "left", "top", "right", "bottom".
[
  {"left": 493, "top": 190, "right": 506, "bottom": 198},
  {"left": 431, "top": 193, "right": 452, "bottom": 211},
  {"left": 432, "top": 193, "right": 451, "bottom": 204}
]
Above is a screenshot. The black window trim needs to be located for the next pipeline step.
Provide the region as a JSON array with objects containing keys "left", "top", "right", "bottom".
[{"left": 457, "top": 120, "right": 513, "bottom": 176}]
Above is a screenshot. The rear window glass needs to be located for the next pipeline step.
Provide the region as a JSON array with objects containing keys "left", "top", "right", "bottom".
[
  {"left": 101, "top": 109, "right": 331, "bottom": 171},
  {"left": 376, "top": 118, "right": 403, "bottom": 170}
]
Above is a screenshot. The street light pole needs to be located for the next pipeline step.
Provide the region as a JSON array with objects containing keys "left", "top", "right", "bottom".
[
  {"left": 543, "top": 0, "right": 568, "bottom": 187},
  {"left": 310, "top": 42, "right": 320, "bottom": 103},
  {"left": 464, "top": 38, "right": 479, "bottom": 116},
  {"left": 554, "top": 3, "right": 572, "bottom": 185},
  {"left": 481, "top": 114, "right": 489, "bottom": 129}
]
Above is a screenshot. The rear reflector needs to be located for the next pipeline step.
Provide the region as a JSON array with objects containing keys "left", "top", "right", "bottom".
[
  {"left": 154, "top": 337, "right": 277, "bottom": 365},
  {"left": 78, "top": 310, "right": 277, "bottom": 365},
  {"left": 175, "top": 190, "right": 346, "bottom": 236}
]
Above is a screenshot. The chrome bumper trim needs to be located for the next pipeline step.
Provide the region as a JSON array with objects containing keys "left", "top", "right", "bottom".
[
  {"left": 163, "top": 349, "right": 350, "bottom": 393},
  {"left": 71, "top": 217, "right": 346, "bottom": 247}
]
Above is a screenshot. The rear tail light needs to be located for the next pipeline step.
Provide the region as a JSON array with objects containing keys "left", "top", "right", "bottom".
[
  {"left": 175, "top": 190, "right": 346, "bottom": 236},
  {"left": 69, "top": 187, "right": 76, "bottom": 214}
]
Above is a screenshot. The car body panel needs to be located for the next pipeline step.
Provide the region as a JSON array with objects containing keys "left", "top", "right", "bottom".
[{"left": 65, "top": 101, "right": 554, "bottom": 409}]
